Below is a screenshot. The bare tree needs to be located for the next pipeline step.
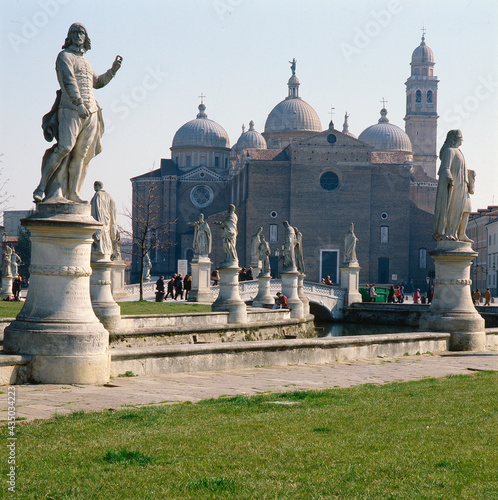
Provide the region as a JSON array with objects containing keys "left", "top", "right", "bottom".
[
  {"left": 120, "top": 179, "right": 176, "bottom": 301},
  {"left": 0, "top": 155, "right": 13, "bottom": 225}
]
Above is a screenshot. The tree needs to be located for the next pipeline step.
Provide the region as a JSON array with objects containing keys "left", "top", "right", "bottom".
[{"left": 120, "top": 179, "right": 176, "bottom": 301}]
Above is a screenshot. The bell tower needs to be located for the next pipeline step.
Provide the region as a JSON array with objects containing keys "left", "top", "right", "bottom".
[{"left": 404, "top": 32, "right": 439, "bottom": 178}]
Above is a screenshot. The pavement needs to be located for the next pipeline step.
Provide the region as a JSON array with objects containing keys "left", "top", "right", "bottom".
[{"left": 2, "top": 348, "right": 497, "bottom": 422}]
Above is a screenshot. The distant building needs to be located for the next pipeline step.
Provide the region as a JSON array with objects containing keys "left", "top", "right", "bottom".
[
  {"left": 131, "top": 36, "right": 439, "bottom": 288},
  {"left": 3, "top": 210, "right": 31, "bottom": 237}
]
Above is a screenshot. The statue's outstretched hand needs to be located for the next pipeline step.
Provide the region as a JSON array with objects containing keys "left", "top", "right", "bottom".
[{"left": 112, "top": 55, "right": 123, "bottom": 74}]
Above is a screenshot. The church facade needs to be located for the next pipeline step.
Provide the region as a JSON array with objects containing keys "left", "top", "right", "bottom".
[{"left": 131, "top": 36, "right": 439, "bottom": 289}]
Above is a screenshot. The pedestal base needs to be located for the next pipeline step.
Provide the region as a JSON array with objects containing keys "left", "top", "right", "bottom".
[
  {"left": 110, "top": 260, "right": 128, "bottom": 300},
  {"left": 281, "top": 270, "right": 304, "bottom": 319},
  {"left": 188, "top": 257, "right": 214, "bottom": 303},
  {"left": 0, "top": 276, "right": 13, "bottom": 300},
  {"left": 297, "top": 274, "right": 310, "bottom": 315},
  {"left": 211, "top": 264, "right": 247, "bottom": 323},
  {"left": 252, "top": 274, "right": 274, "bottom": 307},
  {"left": 340, "top": 265, "right": 362, "bottom": 306},
  {"left": 419, "top": 240, "right": 485, "bottom": 351},
  {"left": 91, "top": 260, "right": 121, "bottom": 331},
  {"left": 3, "top": 202, "right": 110, "bottom": 384}
]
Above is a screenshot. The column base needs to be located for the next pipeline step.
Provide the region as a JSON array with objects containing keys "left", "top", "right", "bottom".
[
  {"left": 211, "top": 266, "right": 247, "bottom": 323},
  {"left": 252, "top": 274, "right": 274, "bottom": 307}
]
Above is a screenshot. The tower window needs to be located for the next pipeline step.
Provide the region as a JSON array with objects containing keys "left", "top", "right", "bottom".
[
  {"left": 380, "top": 225, "right": 389, "bottom": 244},
  {"left": 415, "top": 90, "right": 422, "bottom": 103},
  {"left": 427, "top": 90, "right": 433, "bottom": 103}
]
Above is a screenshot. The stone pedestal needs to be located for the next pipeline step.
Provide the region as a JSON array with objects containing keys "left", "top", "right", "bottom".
[
  {"left": 110, "top": 260, "right": 128, "bottom": 300},
  {"left": 211, "top": 264, "right": 247, "bottom": 323},
  {"left": 419, "top": 240, "right": 485, "bottom": 351},
  {"left": 340, "top": 263, "right": 363, "bottom": 307},
  {"left": 281, "top": 270, "right": 304, "bottom": 319},
  {"left": 91, "top": 259, "right": 121, "bottom": 331},
  {"left": 297, "top": 273, "right": 310, "bottom": 315},
  {"left": 252, "top": 273, "right": 274, "bottom": 307},
  {"left": 188, "top": 256, "right": 214, "bottom": 303},
  {"left": 3, "top": 203, "right": 110, "bottom": 384},
  {"left": 0, "top": 276, "right": 13, "bottom": 300}
]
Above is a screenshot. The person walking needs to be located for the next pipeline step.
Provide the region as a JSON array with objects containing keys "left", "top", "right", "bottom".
[
  {"left": 165, "top": 277, "right": 175, "bottom": 300},
  {"left": 155, "top": 275, "right": 165, "bottom": 302},
  {"left": 184, "top": 274, "right": 192, "bottom": 301},
  {"left": 368, "top": 284, "right": 377, "bottom": 302},
  {"left": 387, "top": 285, "right": 395, "bottom": 303},
  {"left": 174, "top": 273, "right": 184, "bottom": 300},
  {"left": 484, "top": 288, "right": 492, "bottom": 306},
  {"left": 12, "top": 277, "right": 22, "bottom": 301}
]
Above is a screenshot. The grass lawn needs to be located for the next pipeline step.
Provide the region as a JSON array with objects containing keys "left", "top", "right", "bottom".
[
  {"left": 3, "top": 372, "right": 497, "bottom": 499},
  {"left": 0, "top": 300, "right": 23, "bottom": 318},
  {"left": 117, "top": 301, "right": 212, "bottom": 315}
]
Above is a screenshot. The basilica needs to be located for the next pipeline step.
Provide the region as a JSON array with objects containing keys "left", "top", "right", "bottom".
[{"left": 131, "top": 35, "right": 439, "bottom": 288}]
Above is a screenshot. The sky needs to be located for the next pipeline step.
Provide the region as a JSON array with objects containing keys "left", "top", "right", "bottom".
[{"left": 1, "top": 0, "right": 497, "bottom": 230}]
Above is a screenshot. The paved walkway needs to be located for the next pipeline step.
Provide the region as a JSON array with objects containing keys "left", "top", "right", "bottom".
[{"left": 1, "top": 349, "right": 497, "bottom": 422}]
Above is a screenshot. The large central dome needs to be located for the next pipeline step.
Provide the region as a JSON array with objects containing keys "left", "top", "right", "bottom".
[
  {"left": 172, "top": 103, "right": 230, "bottom": 148},
  {"left": 264, "top": 73, "right": 321, "bottom": 133}
]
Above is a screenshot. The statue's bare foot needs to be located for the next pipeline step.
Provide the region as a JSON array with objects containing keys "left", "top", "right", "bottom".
[{"left": 33, "top": 188, "right": 44, "bottom": 202}]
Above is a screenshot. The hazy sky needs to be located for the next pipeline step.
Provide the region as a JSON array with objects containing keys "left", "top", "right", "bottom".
[{"left": 1, "top": 0, "right": 497, "bottom": 228}]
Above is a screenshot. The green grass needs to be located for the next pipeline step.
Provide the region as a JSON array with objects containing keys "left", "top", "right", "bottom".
[
  {"left": 2, "top": 371, "right": 498, "bottom": 498},
  {"left": 0, "top": 300, "right": 23, "bottom": 318},
  {"left": 117, "top": 301, "right": 212, "bottom": 316}
]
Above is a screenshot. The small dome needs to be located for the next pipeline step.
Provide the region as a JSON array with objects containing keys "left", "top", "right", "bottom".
[
  {"left": 411, "top": 35, "right": 434, "bottom": 64},
  {"left": 172, "top": 103, "right": 230, "bottom": 148},
  {"left": 265, "top": 99, "right": 321, "bottom": 133},
  {"left": 233, "top": 121, "right": 267, "bottom": 151},
  {"left": 359, "top": 108, "right": 412, "bottom": 152}
]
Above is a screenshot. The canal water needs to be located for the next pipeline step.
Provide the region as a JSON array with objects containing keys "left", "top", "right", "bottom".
[{"left": 315, "top": 322, "right": 416, "bottom": 337}]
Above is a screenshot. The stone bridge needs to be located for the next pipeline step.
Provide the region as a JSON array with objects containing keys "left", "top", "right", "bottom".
[{"left": 125, "top": 280, "right": 345, "bottom": 320}]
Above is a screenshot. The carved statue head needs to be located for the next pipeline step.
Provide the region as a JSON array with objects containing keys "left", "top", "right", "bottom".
[
  {"left": 227, "top": 204, "right": 235, "bottom": 214},
  {"left": 439, "top": 129, "right": 463, "bottom": 159},
  {"left": 62, "top": 23, "right": 91, "bottom": 51},
  {"left": 94, "top": 180, "right": 104, "bottom": 191}
]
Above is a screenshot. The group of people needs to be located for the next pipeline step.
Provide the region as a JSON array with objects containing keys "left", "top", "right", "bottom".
[
  {"left": 155, "top": 274, "right": 192, "bottom": 301},
  {"left": 473, "top": 288, "right": 492, "bottom": 306}
]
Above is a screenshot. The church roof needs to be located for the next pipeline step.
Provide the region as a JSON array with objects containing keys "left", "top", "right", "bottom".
[
  {"left": 244, "top": 149, "right": 289, "bottom": 161},
  {"left": 411, "top": 35, "right": 434, "bottom": 64},
  {"left": 172, "top": 103, "right": 230, "bottom": 149},
  {"left": 233, "top": 121, "right": 267, "bottom": 151},
  {"left": 264, "top": 67, "right": 321, "bottom": 133},
  {"left": 358, "top": 108, "right": 412, "bottom": 152}
]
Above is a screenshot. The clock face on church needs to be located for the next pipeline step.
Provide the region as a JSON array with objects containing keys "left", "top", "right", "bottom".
[{"left": 320, "top": 171, "right": 339, "bottom": 191}]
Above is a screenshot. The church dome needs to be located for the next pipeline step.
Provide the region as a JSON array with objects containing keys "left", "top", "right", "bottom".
[
  {"left": 172, "top": 103, "right": 230, "bottom": 148},
  {"left": 359, "top": 108, "right": 412, "bottom": 152},
  {"left": 233, "top": 121, "right": 267, "bottom": 151},
  {"left": 411, "top": 35, "right": 434, "bottom": 63},
  {"left": 264, "top": 73, "right": 321, "bottom": 133}
]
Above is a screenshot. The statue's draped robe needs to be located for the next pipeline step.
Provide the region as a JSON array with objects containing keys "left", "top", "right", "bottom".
[
  {"left": 91, "top": 190, "right": 117, "bottom": 257},
  {"left": 221, "top": 212, "right": 238, "bottom": 261},
  {"left": 344, "top": 231, "right": 358, "bottom": 264},
  {"left": 433, "top": 148, "right": 471, "bottom": 240},
  {"left": 193, "top": 221, "right": 212, "bottom": 257}
]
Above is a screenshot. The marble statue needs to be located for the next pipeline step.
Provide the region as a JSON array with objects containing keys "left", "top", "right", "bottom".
[
  {"left": 33, "top": 23, "right": 122, "bottom": 204},
  {"left": 250, "top": 227, "right": 263, "bottom": 263},
  {"left": 2, "top": 246, "right": 13, "bottom": 278},
  {"left": 258, "top": 235, "right": 271, "bottom": 275},
  {"left": 11, "top": 249, "right": 21, "bottom": 277},
  {"left": 283, "top": 221, "right": 296, "bottom": 269},
  {"left": 433, "top": 130, "right": 475, "bottom": 242},
  {"left": 215, "top": 204, "right": 238, "bottom": 263},
  {"left": 344, "top": 222, "right": 359, "bottom": 264},
  {"left": 294, "top": 227, "right": 305, "bottom": 274},
  {"left": 90, "top": 181, "right": 117, "bottom": 259},
  {"left": 143, "top": 253, "right": 152, "bottom": 281},
  {"left": 188, "top": 213, "right": 212, "bottom": 257}
]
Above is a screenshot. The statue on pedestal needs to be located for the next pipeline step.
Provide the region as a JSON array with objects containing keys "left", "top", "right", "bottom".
[
  {"left": 250, "top": 227, "right": 263, "bottom": 264},
  {"left": 2, "top": 246, "right": 13, "bottom": 278},
  {"left": 215, "top": 205, "right": 238, "bottom": 263},
  {"left": 282, "top": 221, "right": 296, "bottom": 269},
  {"left": 433, "top": 130, "right": 475, "bottom": 242},
  {"left": 111, "top": 231, "right": 122, "bottom": 261},
  {"left": 188, "top": 213, "right": 212, "bottom": 258},
  {"left": 343, "top": 223, "right": 359, "bottom": 265},
  {"left": 294, "top": 227, "right": 305, "bottom": 274},
  {"left": 90, "top": 181, "right": 117, "bottom": 260},
  {"left": 258, "top": 235, "right": 271, "bottom": 275},
  {"left": 143, "top": 253, "right": 152, "bottom": 281},
  {"left": 33, "top": 23, "right": 122, "bottom": 203},
  {"left": 11, "top": 248, "right": 22, "bottom": 277}
]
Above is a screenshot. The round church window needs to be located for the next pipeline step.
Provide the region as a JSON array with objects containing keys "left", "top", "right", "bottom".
[
  {"left": 320, "top": 172, "right": 339, "bottom": 191},
  {"left": 327, "top": 134, "right": 337, "bottom": 144},
  {"left": 190, "top": 185, "right": 214, "bottom": 208}
]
